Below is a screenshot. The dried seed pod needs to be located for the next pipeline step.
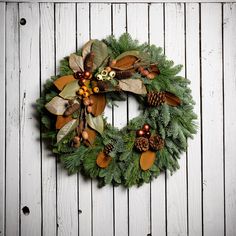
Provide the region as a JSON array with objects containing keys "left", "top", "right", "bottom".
[
  {"left": 146, "top": 72, "right": 156, "bottom": 80},
  {"left": 101, "top": 70, "right": 108, "bottom": 76},
  {"left": 73, "top": 136, "right": 81, "bottom": 148},
  {"left": 109, "top": 71, "right": 116, "bottom": 78},
  {"left": 64, "top": 103, "right": 80, "bottom": 116},
  {"left": 93, "top": 87, "right": 99, "bottom": 93},
  {"left": 87, "top": 105, "right": 92, "bottom": 113},
  {"left": 83, "top": 97, "right": 91, "bottom": 106},
  {"left": 105, "top": 66, "right": 112, "bottom": 73},
  {"left": 97, "top": 74, "right": 103, "bottom": 81},
  {"left": 141, "top": 69, "right": 149, "bottom": 76},
  {"left": 82, "top": 130, "right": 89, "bottom": 140}
]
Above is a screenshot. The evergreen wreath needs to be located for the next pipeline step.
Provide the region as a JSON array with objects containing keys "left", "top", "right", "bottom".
[{"left": 37, "top": 33, "right": 197, "bottom": 187}]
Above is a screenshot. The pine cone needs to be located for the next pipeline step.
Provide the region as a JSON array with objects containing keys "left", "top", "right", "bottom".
[
  {"left": 104, "top": 143, "right": 114, "bottom": 155},
  {"left": 149, "top": 135, "right": 165, "bottom": 151},
  {"left": 115, "top": 70, "right": 133, "bottom": 79},
  {"left": 97, "top": 81, "right": 109, "bottom": 91},
  {"left": 135, "top": 137, "right": 149, "bottom": 152},
  {"left": 147, "top": 92, "right": 166, "bottom": 107}
]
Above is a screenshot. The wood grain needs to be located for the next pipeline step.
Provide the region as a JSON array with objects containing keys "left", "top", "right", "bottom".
[
  {"left": 5, "top": 3, "right": 20, "bottom": 236},
  {"left": 112, "top": 4, "right": 129, "bottom": 236},
  {"left": 19, "top": 3, "right": 41, "bottom": 235},
  {"left": 0, "top": 3, "right": 5, "bottom": 236},
  {"left": 149, "top": 3, "right": 166, "bottom": 236},
  {"left": 76, "top": 3, "right": 92, "bottom": 236},
  {"left": 127, "top": 3, "right": 151, "bottom": 236},
  {"left": 90, "top": 4, "right": 114, "bottom": 236},
  {"left": 224, "top": 3, "right": 236, "bottom": 236},
  {"left": 0, "top": 2, "right": 235, "bottom": 236},
  {"left": 40, "top": 3, "right": 57, "bottom": 236},
  {"left": 186, "top": 3, "right": 202, "bottom": 236},
  {"left": 201, "top": 3, "right": 224, "bottom": 236},
  {"left": 55, "top": 3, "right": 78, "bottom": 236},
  {"left": 165, "top": 3, "right": 187, "bottom": 236}
]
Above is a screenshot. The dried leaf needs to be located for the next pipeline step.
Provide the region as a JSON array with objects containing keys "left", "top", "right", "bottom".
[
  {"left": 115, "top": 50, "right": 140, "bottom": 61},
  {"left": 165, "top": 92, "right": 181, "bottom": 106},
  {"left": 90, "top": 94, "right": 106, "bottom": 117},
  {"left": 84, "top": 52, "right": 95, "bottom": 72},
  {"left": 118, "top": 79, "right": 147, "bottom": 95},
  {"left": 91, "top": 40, "right": 108, "bottom": 69},
  {"left": 86, "top": 113, "right": 104, "bottom": 134},
  {"left": 57, "top": 119, "right": 77, "bottom": 143},
  {"left": 69, "top": 54, "right": 84, "bottom": 72},
  {"left": 83, "top": 127, "right": 97, "bottom": 146},
  {"left": 45, "top": 96, "right": 69, "bottom": 115},
  {"left": 96, "top": 151, "right": 112, "bottom": 168},
  {"left": 112, "top": 56, "right": 138, "bottom": 71},
  {"left": 82, "top": 40, "right": 94, "bottom": 59},
  {"left": 53, "top": 75, "right": 76, "bottom": 91},
  {"left": 56, "top": 115, "right": 73, "bottom": 129},
  {"left": 59, "top": 80, "right": 80, "bottom": 99},
  {"left": 140, "top": 150, "right": 156, "bottom": 171}
]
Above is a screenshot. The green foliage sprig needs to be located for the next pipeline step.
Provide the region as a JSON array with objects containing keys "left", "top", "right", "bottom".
[{"left": 37, "top": 33, "right": 197, "bottom": 188}]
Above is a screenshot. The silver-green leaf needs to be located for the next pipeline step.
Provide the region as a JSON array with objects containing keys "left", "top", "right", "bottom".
[
  {"left": 86, "top": 113, "right": 104, "bottom": 134},
  {"left": 82, "top": 40, "right": 94, "bottom": 59},
  {"left": 92, "top": 40, "right": 108, "bottom": 69},
  {"left": 69, "top": 54, "right": 84, "bottom": 72},
  {"left": 59, "top": 80, "right": 80, "bottom": 100},
  {"left": 118, "top": 78, "right": 147, "bottom": 95},
  {"left": 45, "top": 96, "right": 69, "bottom": 115},
  {"left": 57, "top": 119, "right": 78, "bottom": 143}
]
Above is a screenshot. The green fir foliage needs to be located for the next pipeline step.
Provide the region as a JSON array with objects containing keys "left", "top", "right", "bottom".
[{"left": 37, "top": 33, "right": 197, "bottom": 187}]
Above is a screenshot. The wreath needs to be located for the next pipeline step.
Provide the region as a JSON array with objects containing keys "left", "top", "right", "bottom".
[{"left": 37, "top": 33, "right": 197, "bottom": 187}]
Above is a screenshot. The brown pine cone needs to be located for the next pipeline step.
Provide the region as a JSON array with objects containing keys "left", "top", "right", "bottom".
[
  {"left": 104, "top": 143, "right": 114, "bottom": 155},
  {"left": 115, "top": 70, "right": 133, "bottom": 80},
  {"left": 147, "top": 92, "right": 166, "bottom": 107},
  {"left": 97, "top": 81, "right": 109, "bottom": 91},
  {"left": 135, "top": 137, "right": 149, "bottom": 152},
  {"left": 149, "top": 135, "right": 165, "bottom": 151}
]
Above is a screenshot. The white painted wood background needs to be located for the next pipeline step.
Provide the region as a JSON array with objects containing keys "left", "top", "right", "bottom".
[{"left": 0, "top": 1, "right": 236, "bottom": 236}]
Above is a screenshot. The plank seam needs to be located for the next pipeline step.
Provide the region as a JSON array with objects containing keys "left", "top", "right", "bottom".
[
  {"left": 184, "top": 3, "right": 190, "bottom": 236},
  {"left": 38, "top": 3, "right": 43, "bottom": 236},
  {"left": 199, "top": 3, "right": 204, "bottom": 236},
  {"left": 3, "top": 2, "right": 6, "bottom": 236},
  {"left": 53, "top": 3, "right": 59, "bottom": 235},
  {"left": 18, "top": 3, "right": 22, "bottom": 236},
  {"left": 221, "top": 3, "right": 226, "bottom": 236}
]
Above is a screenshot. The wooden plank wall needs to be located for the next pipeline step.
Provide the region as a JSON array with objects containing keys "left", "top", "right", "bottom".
[{"left": 0, "top": 2, "right": 236, "bottom": 236}]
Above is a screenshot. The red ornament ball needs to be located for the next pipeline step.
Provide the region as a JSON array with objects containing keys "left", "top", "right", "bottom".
[
  {"left": 84, "top": 71, "right": 91, "bottom": 78},
  {"left": 136, "top": 129, "right": 145, "bottom": 137},
  {"left": 143, "top": 124, "right": 150, "bottom": 132},
  {"left": 145, "top": 131, "right": 151, "bottom": 138}
]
